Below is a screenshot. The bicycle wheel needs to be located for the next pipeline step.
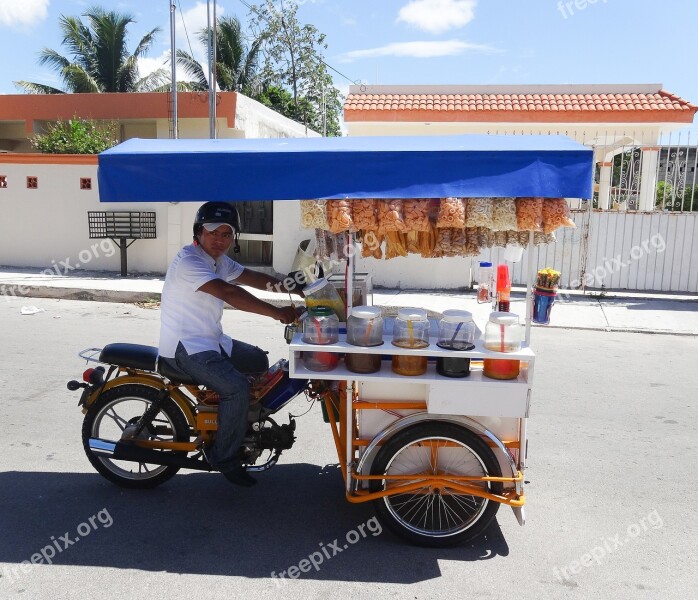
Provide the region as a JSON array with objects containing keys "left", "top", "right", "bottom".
[{"left": 369, "top": 422, "right": 503, "bottom": 547}]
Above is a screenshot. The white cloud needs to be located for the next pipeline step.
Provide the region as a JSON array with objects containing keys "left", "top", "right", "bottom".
[
  {"left": 341, "top": 40, "right": 498, "bottom": 62},
  {"left": 397, "top": 0, "right": 476, "bottom": 34},
  {"left": 0, "top": 0, "right": 50, "bottom": 28},
  {"left": 138, "top": 50, "right": 191, "bottom": 84},
  {"left": 176, "top": 1, "right": 223, "bottom": 65}
]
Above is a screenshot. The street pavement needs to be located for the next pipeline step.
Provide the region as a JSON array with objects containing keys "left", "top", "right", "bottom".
[
  {"left": 1, "top": 267, "right": 697, "bottom": 336},
  {"left": 0, "top": 298, "right": 695, "bottom": 600}
]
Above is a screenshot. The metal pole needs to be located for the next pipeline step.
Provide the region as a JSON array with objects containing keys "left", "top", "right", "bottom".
[
  {"left": 169, "top": 1, "right": 178, "bottom": 139},
  {"left": 120, "top": 239, "right": 128, "bottom": 277},
  {"left": 207, "top": 0, "right": 215, "bottom": 138},
  {"left": 212, "top": 0, "right": 217, "bottom": 139}
]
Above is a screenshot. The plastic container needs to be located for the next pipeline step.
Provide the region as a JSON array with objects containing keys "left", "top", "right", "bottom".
[
  {"left": 346, "top": 306, "right": 384, "bottom": 346},
  {"left": 436, "top": 310, "right": 480, "bottom": 378},
  {"left": 302, "top": 306, "right": 340, "bottom": 371},
  {"left": 391, "top": 308, "right": 429, "bottom": 376},
  {"left": 483, "top": 312, "right": 522, "bottom": 380},
  {"left": 477, "top": 261, "right": 493, "bottom": 303},
  {"left": 303, "top": 278, "right": 346, "bottom": 321},
  {"left": 496, "top": 264, "right": 512, "bottom": 312},
  {"left": 346, "top": 306, "right": 383, "bottom": 374}
]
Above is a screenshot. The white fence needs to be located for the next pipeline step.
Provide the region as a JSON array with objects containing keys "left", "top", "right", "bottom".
[{"left": 481, "top": 210, "right": 698, "bottom": 293}]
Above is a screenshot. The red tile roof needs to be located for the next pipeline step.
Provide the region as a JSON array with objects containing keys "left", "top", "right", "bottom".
[{"left": 344, "top": 87, "right": 697, "bottom": 124}]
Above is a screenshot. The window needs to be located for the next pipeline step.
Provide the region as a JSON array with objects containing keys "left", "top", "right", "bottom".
[
  {"left": 80, "top": 177, "right": 92, "bottom": 190},
  {"left": 0, "top": 175, "right": 7, "bottom": 188},
  {"left": 26, "top": 176, "right": 38, "bottom": 189}
]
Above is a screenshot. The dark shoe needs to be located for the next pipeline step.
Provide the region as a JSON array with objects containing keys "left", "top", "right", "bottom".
[{"left": 222, "top": 465, "right": 257, "bottom": 487}]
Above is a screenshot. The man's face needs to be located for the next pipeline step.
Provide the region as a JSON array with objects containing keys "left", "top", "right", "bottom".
[{"left": 199, "top": 224, "right": 234, "bottom": 259}]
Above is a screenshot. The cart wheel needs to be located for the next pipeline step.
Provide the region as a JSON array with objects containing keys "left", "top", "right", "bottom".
[{"left": 369, "top": 422, "right": 503, "bottom": 547}]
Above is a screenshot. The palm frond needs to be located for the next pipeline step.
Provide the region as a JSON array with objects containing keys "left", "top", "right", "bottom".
[{"left": 14, "top": 81, "right": 66, "bottom": 94}]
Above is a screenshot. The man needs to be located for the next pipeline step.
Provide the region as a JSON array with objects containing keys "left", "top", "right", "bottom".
[{"left": 158, "top": 201, "right": 301, "bottom": 487}]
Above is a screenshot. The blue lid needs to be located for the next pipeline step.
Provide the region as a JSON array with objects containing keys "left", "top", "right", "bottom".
[{"left": 479, "top": 261, "right": 493, "bottom": 267}]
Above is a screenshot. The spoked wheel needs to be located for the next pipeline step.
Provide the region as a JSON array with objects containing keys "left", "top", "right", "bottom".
[
  {"left": 369, "top": 422, "right": 503, "bottom": 547},
  {"left": 81, "top": 384, "right": 189, "bottom": 489}
]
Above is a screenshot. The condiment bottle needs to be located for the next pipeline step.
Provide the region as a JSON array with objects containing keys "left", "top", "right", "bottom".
[
  {"left": 483, "top": 312, "right": 522, "bottom": 380},
  {"left": 496, "top": 264, "right": 511, "bottom": 312},
  {"left": 391, "top": 308, "right": 430, "bottom": 376},
  {"left": 477, "top": 261, "right": 493, "bottom": 303}
]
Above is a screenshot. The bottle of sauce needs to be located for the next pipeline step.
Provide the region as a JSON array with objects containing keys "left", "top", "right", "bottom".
[{"left": 496, "top": 264, "right": 511, "bottom": 312}]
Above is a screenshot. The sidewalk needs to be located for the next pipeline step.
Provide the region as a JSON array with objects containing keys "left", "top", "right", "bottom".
[{"left": 2, "top": 267, "right": 697, "bottom": 336}]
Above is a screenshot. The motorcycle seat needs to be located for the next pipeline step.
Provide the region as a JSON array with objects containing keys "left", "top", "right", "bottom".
[
  {"left": 157, "top": 359, "right": 198, "bottom": 385},
  {"left": 100, "top": 343, "right": 158, "bottom": 371}
]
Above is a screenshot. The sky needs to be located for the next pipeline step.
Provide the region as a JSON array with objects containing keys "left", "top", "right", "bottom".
[{"left": 1, "top": 0, "right": 698, "bottom": 112}]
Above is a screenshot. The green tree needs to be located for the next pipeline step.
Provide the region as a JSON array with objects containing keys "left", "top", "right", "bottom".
[
  {"left": 249, "top": 0, "right": 342, "bottom": 135},
  {"left": 176, "top": 15, "right": 264, "bottom": 94},
  {"left": 656, "top": 181, "right": 698, "bottom": 211},
  {"left": 31, "top": 118, "right": 119, "bottom": 154},
  {"left": 15, "top": 6, "right": 166, "bottom": 94}
]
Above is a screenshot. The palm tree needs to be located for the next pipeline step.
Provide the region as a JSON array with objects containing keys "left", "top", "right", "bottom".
[
  {"left": 15, "top": 6, "right": 166, "bottom": 94},
  {"left": 176, "top": 16, "right": 264, "bottom": 95}
]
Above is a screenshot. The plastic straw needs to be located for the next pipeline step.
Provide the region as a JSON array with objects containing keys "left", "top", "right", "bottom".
[
  {"left": 450, "top": 322, "right": 463, "bottom": 345},
  {"left": 313, "top": 318, "right": 326, "bottom": 344},
  {"left": 407, "top": 320, "right": 415, "bottom": 347},
  {"left": 500, "top": 323, "right": 505, "bottom": 352},
  {"left": 363, "top": 318, "right": 374, "bottom": 346}
]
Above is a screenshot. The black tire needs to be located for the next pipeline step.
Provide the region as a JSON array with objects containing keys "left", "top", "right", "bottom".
[
  {"left": 369, "top": 422, "right": 503, "bottom": 547},
  {"left": 81, "top": 384, "right": 190, "bottom": 489}
]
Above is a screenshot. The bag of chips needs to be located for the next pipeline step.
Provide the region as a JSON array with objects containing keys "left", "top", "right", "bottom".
[
  {"left": 515, "top": 197, "right": 543, "bottom": 231},
  {"left": 436, "top": 197, "right": 466, "bottom": 228},
  {"left": 465, "top": 198, "right": 494, "bottom": 229},
  {"left": 542, "top": 198, "right": 576, "bottom": 234},
  {"left": 377, "top": 199, "right": 407, "bottom": 233},
  {"left": 403, "top": 199, "right": 432, "bottom": 232},
  {"left": 300, "top": 200, "right": 329, "bottom": 230},
  {"left": 327, "top": 199, "right": 354, "bottom": 233},
  {"left": 491, "top": 198, "right": 518, "bottom": 231}
]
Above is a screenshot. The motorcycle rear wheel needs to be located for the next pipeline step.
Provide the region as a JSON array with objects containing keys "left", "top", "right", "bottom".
[{"left": 82, "top": 384, "right": 190, "bottom": 489}]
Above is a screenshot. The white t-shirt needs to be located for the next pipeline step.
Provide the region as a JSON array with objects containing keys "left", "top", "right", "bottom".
[{"left": 158, "top": 244, "right": 244, "bottom": 358}]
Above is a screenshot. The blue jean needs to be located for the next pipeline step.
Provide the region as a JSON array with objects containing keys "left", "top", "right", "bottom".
[{"left": 165, "top": 340, "right": 268, "bottom": 473}]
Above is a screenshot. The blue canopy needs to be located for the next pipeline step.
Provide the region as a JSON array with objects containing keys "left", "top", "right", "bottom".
[{"left": 97, "top": 134, "right": 593, "bottom": 202}]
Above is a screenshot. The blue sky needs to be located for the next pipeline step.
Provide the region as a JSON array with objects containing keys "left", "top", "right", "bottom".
[{"left": 1, "top": 0, "right": 697, "bottom": 109}]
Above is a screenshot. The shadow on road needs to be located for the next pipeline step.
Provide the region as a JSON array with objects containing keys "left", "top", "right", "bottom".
[{"left": 0, "top": 463, "right": 509, "bottom": 584}]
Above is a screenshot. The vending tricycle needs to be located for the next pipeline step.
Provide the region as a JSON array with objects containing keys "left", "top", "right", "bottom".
[{"left": 78, "top": 134, "right": 592, "bottom": 547}]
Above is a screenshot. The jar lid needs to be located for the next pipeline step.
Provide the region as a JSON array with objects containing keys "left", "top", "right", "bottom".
[
  {"left": 479, "top": 261, "right": 493, "bottom": 268},
  {"left": 303, "top": 278, "right": 329, "bottom": 296},
  {"left": 397, "top": 308, "right": 428, "bottom": 321},
  {"left": 308, "top": 305, "right": 335, "bottom": 317},
  {"left": 441, "top": 309, "right": 474, "bottom": 324},
  {"left": 350, "top": 305, "right": 382, "bottom": 319},
  {"left": 488, "top": 311, "right": 520, "bottom": 325}
]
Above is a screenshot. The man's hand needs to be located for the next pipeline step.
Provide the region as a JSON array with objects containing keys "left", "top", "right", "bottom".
[{"left": 275, "top": 305, "right": 299, "bottom": 325}]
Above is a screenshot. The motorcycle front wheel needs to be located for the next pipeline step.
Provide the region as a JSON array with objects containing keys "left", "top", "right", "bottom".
[
  {"left": 369, "top": 422, "right": 503, "bottom": 547},
  {"left": 81, "top": 384, "right": 190, "bottom": 489}
]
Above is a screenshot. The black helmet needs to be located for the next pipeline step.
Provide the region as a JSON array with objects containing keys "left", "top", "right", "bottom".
[{"left": 193, "top": 201, "right": 241, "bottom": 253}]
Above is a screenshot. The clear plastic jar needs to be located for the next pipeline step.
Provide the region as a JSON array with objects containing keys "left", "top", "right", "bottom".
[
  {"left": 302, "top": 306, "right": 340, "bottom": 372},
  {"left": 346, "top": 306, "right": 383, "bottom": 374},
  {"left": 391, "top": 308, "right": 429, "bottom": 376},
  {"left": 436, "top": 310, "right": 480, "bottom": 378},
  {"left": 303, "top": 278, "right": 346, "bottom": 321},
  {"left": 483, "top": 312, "right": 522, "bottom": 380}
]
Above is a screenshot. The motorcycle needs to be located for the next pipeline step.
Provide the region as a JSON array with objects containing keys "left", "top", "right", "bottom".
[{"left": 68, "top": 334, "right": 331, "bottom": 489}]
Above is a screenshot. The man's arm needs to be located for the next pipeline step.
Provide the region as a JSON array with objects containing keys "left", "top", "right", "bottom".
[
  {"left": 198, "top": 278, "right": 297, "bottom": 324},
  {"left": 235, "top": 268, "right": 304, "bottom": 297}
]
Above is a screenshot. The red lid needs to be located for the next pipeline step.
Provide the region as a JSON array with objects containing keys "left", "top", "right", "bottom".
[{"left": 496, "top": 264, "right": 511, "bottom": 291}]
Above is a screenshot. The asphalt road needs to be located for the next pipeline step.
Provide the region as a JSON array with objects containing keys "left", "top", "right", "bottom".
[{"left": 0, "top": 296, "right": 696, "bottom": 599}]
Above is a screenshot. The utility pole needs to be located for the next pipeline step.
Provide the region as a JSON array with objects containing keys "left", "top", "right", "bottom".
[
  {"left": 207, "top": 0, "right": 217, "bottom": 138},
  {"left": 169, "top": 0, "right": 178, "bottom": 139}
]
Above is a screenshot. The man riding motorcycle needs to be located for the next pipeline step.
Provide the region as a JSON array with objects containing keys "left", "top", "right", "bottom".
[{"left": 158, "top": 201, "right": 302, "bottom": 487}]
